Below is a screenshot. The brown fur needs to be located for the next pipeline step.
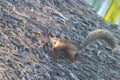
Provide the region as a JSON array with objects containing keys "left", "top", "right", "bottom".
[
  {"left": 48, "top": 37, "right": 79, "bottom": 62},
  {"left": 47, "top": 29, "right": 118, "bottom": 62}
]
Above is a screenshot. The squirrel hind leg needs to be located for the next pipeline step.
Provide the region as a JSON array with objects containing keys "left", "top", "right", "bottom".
[{"left": 66, "top": 50, "right": 76, "bottom": 62}]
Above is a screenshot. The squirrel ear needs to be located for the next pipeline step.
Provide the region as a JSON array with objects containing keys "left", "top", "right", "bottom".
[
  {"left": 47, "top": 33, "right": 54, "bottom": 38},
  {"left": 47, "top": 35, "right": 54, "bottom": 42},
  {"left": 47, "top": 35, "right": 51, "bottom": 39}
]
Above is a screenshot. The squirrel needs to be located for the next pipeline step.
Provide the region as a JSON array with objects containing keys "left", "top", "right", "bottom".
[{"left": 46, "top": 29, "right": 119, "bottom": 62}]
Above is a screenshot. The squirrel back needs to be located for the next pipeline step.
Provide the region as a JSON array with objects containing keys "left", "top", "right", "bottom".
[{"left": 80, "top": 29, "right": 117, "bottom": 50}]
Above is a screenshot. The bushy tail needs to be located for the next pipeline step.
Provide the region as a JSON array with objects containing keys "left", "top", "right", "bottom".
[{"left": 80, "top": 29, "right": 117, "bottom": 50}]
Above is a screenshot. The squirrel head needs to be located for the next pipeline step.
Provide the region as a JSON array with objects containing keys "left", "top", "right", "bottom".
[{"left": 47, "top": 35, "right": 58, "bottom": 49}]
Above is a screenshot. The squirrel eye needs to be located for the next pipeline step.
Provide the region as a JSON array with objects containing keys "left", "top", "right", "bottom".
[{"left": 53, "top": 42, "right": 56, "bottom": 44}]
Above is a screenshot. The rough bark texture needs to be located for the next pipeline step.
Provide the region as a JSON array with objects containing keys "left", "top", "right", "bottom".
[{"left": 0, "top": 0, "right": 120, "bottom": 80}]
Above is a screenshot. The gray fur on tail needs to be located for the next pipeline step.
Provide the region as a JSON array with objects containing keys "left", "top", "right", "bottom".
[{"left": 80, "top": 29, "right": 117, "bottom": 50}]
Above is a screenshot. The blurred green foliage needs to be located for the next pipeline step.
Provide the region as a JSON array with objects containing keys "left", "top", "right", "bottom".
[{"left": 85, "top": 0, "right": 120, "bottom": 25}]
